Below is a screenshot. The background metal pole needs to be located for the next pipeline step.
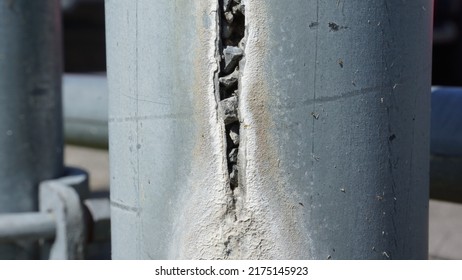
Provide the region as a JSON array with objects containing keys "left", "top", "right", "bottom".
[
  {"left": 106, "top": 0, "right": 432, "bottom": 259},
  {"left": 0, "top": 0, "right": 64, "bottom": 259},
  {"left": 63, "top": 74, "right": 108, "bottom": 149}
]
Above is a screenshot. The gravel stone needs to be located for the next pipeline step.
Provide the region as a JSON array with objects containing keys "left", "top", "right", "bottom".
[
  {"left": 219, "top": 69, "right": 239, "bottom": 89},
  {"left": 229, "top": 148, "right": 238, "bottom": 163},
  {"left": 224, "top": 11, "right": 234, "bottom": 23},
  {"left": 223, "top": 46, "right": 243, "bottom": 74},
  {"left": 230, "top": 165, "right": 238, "bottom": 188},
  {"left": 229, "top": 124, "right": 239, "bottom": 145},
  {"left": 220, "top": 96, "right": 238, "bottom": 125}
]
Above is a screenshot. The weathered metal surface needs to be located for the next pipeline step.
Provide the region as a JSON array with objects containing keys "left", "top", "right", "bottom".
[
  {"left": 239, "top": 0, "right": 432, "bottom": 259},
  {"left": 107, "top": 0, "right": 432, "bottom": 259},
  {"left": 61, "top": 76, "right": 462, "bottom": 204},
  {"left": 0, "top": 0, "right": 64, "bottom": 259},
  {"left": 106, "top": 0, "right": 229, "bottom": 259},
  {"left": 0, "top": 213, "right": 55, "bottom": 242},
  {"left": 63, "top": 74, "right": 108, "bottom": 149}
]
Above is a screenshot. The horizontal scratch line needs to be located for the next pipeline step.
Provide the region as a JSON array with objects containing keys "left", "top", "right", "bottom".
[
  {"left": 121, "top": 93, "right": 170, "bottom": 105},
  {"left": 110, "top": 200, "right": 140, "bottom": 213},
  {"left": 109, "top": 113, "right": 191, "bottom": 123}
]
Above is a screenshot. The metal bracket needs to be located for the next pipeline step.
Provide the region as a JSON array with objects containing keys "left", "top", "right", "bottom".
[
  {"left": 0, "top": 167, "right": 111, "bottom": 259},
  {"left": 39, "top": 168, "right": 89, "bottom": 260}
]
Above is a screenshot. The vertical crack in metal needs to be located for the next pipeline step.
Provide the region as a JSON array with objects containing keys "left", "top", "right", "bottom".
[
  {"left": 218, "top": 0, "right": 245, "bottom": 193},
  {"left": 217, "top": 0, "right": 246, "bottom": 258}
]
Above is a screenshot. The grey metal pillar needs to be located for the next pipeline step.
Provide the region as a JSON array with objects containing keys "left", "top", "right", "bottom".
[
  {"left": 106, "top": 0, "right": 432, "bottom": 259},
  {"left": 0, "top": 0, "right": 64, "bottom": 259}
]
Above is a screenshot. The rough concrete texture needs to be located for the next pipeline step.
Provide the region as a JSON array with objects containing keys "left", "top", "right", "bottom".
[{"left": 107, "top": 0, "right": 432, "bottom": 259}]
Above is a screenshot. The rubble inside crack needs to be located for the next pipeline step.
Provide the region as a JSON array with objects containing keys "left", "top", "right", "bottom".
[
  {"left": 224, "top": 11, "right": 234, "bottom": 23},
  {"left": 229, "top": 124, "right": 239, "bottom": 145},
  {"left": 232, "top": 4, "right": 244, "bottom": 15},
  {"left": 229, "top": 148, "right": 238, "bottom": 163},
  {"left": 223, "top": 0, "right": 233, "bottom": 12},
  {"left": 229, "top": 165, "right": 238, "bottom": 189},
  {"left": 219, "top": 69, "right": 239, "bottom": 89},
  {"left": 219, "top": 0, "right": 245, "bottom": 191},
  {"left": 220, "top": 96, "right": 238, "bottom": 125},
  {"left": 223, "top": 46, "right": 243, "bottom": 74},
  {"left": 222, "top": 24, "right": 233, "bottom": 39}
]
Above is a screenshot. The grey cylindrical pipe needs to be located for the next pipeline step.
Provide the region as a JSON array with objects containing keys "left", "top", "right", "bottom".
[
  {"left": 0, "top": 213, "right": 56, "bottom": 242},
  {"left": 0, "top": 0, "right": 63, "bottom": 259},
  {"left": 106, "top": 1, "right": 432, "bottom": 259},
  {"left": 63, "top": 74, "right": 108, "bottom": 149}
]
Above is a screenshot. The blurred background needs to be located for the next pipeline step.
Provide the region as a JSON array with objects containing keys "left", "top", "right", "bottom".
[{"left": 429, "top": 0, "right": 462, "bottom": 260}]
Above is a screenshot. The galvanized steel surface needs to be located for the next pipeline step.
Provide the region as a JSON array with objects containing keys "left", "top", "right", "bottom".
[
  {"left": 107, "top": 0, "right": 229, "bottom": 259},
  {"left": 243, "top": 0, "right": 432, "bottom": 259},
  {"left": 0, "top": 0, "right": 64, "bottom": 259},
  {"left": 107, "top": 0, "right": 432, "bottom": 259}
]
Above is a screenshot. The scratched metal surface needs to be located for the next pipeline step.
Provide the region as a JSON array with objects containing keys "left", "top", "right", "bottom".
[
  {"left": 107, "top": 0, "right": 432, "bottom": 259},
  {"left": 250, "top": 0, "right": 432, "bottom": 259},
  {"left": 0, "top": 0, "right": 64, "bottom": 259}
]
